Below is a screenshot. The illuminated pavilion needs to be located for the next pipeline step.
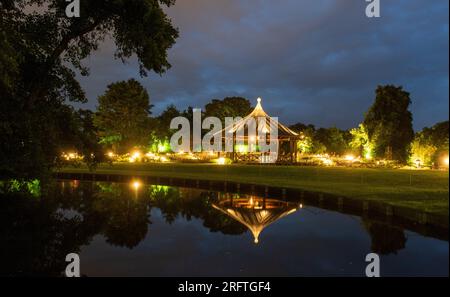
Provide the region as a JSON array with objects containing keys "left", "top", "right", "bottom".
[
  {"left": 216, "top": 98, "right": 300, "bottom": 163},
  {"left": 212, "top": 193, "right": 301, "bottom": 244}
]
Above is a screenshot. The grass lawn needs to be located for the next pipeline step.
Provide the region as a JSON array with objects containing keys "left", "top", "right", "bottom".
[{"left": 60, "top": 163, "right": 449, "bottom": 216}]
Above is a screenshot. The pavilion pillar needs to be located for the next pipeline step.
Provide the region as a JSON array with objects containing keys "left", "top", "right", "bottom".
[
  {"left": 294, "top": 137, "right": 298, "bottom": 163},
  {"left": 232, "top": 134, "right": 236, "bottom": 162},
  {"left": 289, "top": 137, "right": 294, "bottom": 164}
]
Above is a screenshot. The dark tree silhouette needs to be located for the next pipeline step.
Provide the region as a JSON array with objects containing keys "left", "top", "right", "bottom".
[
  {"left": 363, "top": 85, "right": 414, "bottom": 163},
  {"left": 0, "top": 1, "right": 178, "bottom": 179}
]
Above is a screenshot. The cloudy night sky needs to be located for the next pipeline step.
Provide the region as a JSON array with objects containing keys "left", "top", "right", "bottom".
[{"left": 75, "top": 0, "right": 449, "bottom": 131}]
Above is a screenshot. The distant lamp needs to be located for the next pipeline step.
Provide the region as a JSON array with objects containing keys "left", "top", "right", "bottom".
[
  {"left": 217, "top": 157, "right": 226, "bottom": 165},
  {"left": 131, "top": 180, "right": 141, "bottom": 191},
  {"left": 322, "top": 158, "right": 333, "bottom": 166},
  {"left": 129, "top": 151, "right": 141, "bottom": 163},
  {"left": 415, "top": 159, "right": 422, "bottom": 168},
  {"left": 345, "top": 154, "right": 355, "bottom": 162}
]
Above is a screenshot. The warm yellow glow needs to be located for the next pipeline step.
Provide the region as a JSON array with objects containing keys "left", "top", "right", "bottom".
[
  {"left": 160, "top": 156, "right": 169, "bottom": 162},
  {"left": 414, "top": 159, "right": 422, "bottom": 168},
  {"left": 299, "top": 203, "right": 303, "bottom": 209},
  {"left": 444, "top": 156, "right": 449, "bottom": 166},
  {"left": 364, "top": 152, "right": 372, "bottom": 160},
  {"left": 129, "top": 151, "right": 141, "bottom": 163},
  {"left": 107, "top": 151, "right": 114, "bottom": 158},
  {"left": 249, "top": 136, "right": 256, "bottom": 142},
  {"left": 131, "top": 180, "right": 141, "bottom": 191},
  {"left": 217, "top": 157, "right": 226, "bottom": 165},
  {"left": 345, "top": 154, "right": 355, "bottom": 161},
  {"left": 257, "top": 97, "right": 262, "bottom": 103},
  {"left": 62, "top": 152, "right": 79, "bottom": 160},
  {"left": 322, "top": 158, "right": 333, "bottom": 166}
]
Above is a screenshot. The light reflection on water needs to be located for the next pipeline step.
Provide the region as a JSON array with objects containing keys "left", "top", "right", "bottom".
[{"left": 0, "top": 180, "right": 448, "bottom": 277}]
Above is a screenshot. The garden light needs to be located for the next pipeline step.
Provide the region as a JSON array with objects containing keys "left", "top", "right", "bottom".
[
  {"left": 345, "top": 154, "right": 355, "bottom": 162},
  {"left": 217, "top": 157, "right": 226, "bottom": 165},
  {"left": 131, "top": 180, "right": 141, "bottom": 191}
]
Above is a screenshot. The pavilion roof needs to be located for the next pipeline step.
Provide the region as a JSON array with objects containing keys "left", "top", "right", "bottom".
[{"left": 215, "top": 98, "right": 299, "bottom": 138}]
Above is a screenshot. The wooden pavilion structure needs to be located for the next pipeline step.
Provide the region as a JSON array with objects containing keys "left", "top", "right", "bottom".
[{"left": 216, "top": 98, "right": 300, "bottom": 163}]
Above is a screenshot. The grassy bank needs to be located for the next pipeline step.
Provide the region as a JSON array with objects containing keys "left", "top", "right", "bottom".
[{"left": 59, "top": 163, "right": 449, "bottom": 216}]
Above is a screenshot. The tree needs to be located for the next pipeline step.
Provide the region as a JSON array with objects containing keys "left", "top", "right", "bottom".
[
  {"left": 289, "top": 123, "right": 351, "bottom": 155},
  {"left": 350, "top": 124, "right": 373, "bottom": 159},
  {"left": 156, "top": 105, "right": 182, "bottom": 138},
  {"left": 0, "top": 1, "right": 178, "bottom": 179},
  {"left": 146, "top": 104, "right": 182, "bottom": 153},
  {"left": 94, "top": 79, "right": 152, "bottom": 153},
  {"left": 363, "top": 85, "right": 414, "bottom": 163},
  {"left": 204, "top": 97, "right": 252, "bottom": 122},
  {"left": 314, "top": 127, "right": 349, "bottom": 155},
  {"left": 290, "top": 123, "right": 316, "bottom": 154},
  {"left": 410, "top": 121, "right": 449, "bottom": 167}
]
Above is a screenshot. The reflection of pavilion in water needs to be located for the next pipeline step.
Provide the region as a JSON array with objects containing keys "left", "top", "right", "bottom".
[{"left": 212, "top": 193, "right": 301, "bottom": 244}]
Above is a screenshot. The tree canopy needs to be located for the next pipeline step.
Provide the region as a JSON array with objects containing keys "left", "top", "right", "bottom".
[
  {"left": 204, "top": 97, "right": 252, "bottom": 122},
  {"left": 411, "top": 121, "right": 449, "bottom": 167},
  {"left": 0, "top": 0, "right": 178, "bottom": 178},
  {"left": 94, "top": 79, "right": 153, "bottom": 153},
  {"left": 363, "top": 85, "right": 414, "bottom": 163}
]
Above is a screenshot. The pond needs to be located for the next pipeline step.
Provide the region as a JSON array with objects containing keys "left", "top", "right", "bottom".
[{"left": 0, "top": 180, "right": 448, "bottom": 277}]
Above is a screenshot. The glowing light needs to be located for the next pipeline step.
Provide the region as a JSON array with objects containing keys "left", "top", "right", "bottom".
[
  {"left": 129, "top": 151, "right": 141, "bottom": 163},
  {"left": 364, "top": 152, "right": 372, "bottom": 160},
  {"left": 160, "top": 156, "right": 169, "bottom": 162},
  {"left": 131, "top": 180, "right": 141, "bottom": 191},
  {"left": 235, "top": 144, "right": 248, "bottom": 153},
  {"left": 107, "top": 151, "right": 114, "bottom": 158},
  {"left": 257, "top": 97, "right": 262, "bottom": 103},
  {"left": 444, "top": 156, "right": 449, "bottom": 166},
  {"left": 157, "top": 142, "right": 169, "bottom": 153},
  {"left": 345, "top": 154, "right": 355, "bottom": 162},
  {"left": 414, "top": 159, "right": 422, "bottom": 168},
  {"left": 322, "top": 158, "right": 333, "bottom": 166},
  {"left": 62, "top": 152, "right": 78, "bottom": 160},
  {"left": 299, "top": 203, "right": 303, "bottom": 209},
  {"left": 217, "top": 157, "right": 226, "bottom": 165}
]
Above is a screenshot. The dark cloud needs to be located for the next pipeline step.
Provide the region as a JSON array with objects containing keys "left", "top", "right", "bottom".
[{"left": 76, "top": 0, "right": 449, "bottom": 130}]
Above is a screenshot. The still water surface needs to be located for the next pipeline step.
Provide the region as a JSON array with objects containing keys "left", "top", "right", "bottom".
[{"left": 1, "top": 180, "right": 448, "bottom": 276}]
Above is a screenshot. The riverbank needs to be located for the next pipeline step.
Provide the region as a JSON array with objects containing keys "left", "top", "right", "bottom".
[{"left": 59, "top": 163, "right": 449, "bottom": 217}]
